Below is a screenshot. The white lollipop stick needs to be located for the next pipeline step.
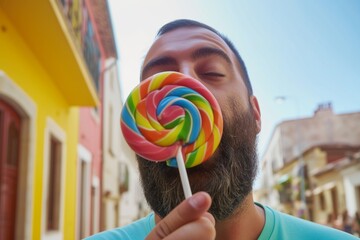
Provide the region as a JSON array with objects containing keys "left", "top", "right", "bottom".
[{"left": 176, "top": 147, "right": 192, "bottom": 199}]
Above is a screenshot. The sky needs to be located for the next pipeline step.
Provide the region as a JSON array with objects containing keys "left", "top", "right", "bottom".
[{"left": 107, "top": 0, "right": 360, "bottom": 159}]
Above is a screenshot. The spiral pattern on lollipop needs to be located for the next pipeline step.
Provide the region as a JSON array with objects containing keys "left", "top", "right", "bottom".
[{"left": 121, "top": 71, "right": 223, "bottom": 168}]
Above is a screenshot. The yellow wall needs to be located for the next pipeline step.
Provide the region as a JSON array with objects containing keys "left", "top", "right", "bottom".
[{"left": 0, "top": 9, "right": 78, "bottom": 239}]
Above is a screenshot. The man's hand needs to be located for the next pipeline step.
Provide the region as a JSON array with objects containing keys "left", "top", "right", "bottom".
[{"left": 146, "top": 191, "right": 216, "bottom": 240}]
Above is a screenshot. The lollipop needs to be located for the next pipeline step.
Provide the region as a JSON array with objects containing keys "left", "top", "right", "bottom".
[{"left": 121, "top": 71, "right": 223, "bottom": 197}]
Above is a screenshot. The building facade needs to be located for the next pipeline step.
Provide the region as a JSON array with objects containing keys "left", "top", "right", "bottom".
[
  {"left": 1, "top": 1, "right": 150, "bottom": 239},
  {"left": 57, "top": 0, "right": 148, "bottom": 237},
  {"left": 257, "top": 103, "right": 360, "bottom": 224},
  {"left": 0, "top": 1, "right": 98, "bottom": 239},
  {"left": 101, "top": 58, "right": 149, "bottom": 230},
  {"left": 56, "top": 0, "right": 112, "bottom": 238}
]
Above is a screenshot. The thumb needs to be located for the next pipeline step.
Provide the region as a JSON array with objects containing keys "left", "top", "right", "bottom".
[{"left": 146, "top": 192, "right": 212, "bottom": 239}]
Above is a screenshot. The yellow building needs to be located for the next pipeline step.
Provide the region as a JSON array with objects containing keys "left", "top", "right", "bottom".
[
  {"left": 0, "top": 1, "right": 98, "bottom": 239},
  {"left": 273, "top": 144, "right": 360, "bottom": 223},
  {"left": 310, "top": 149, "right": 360, "bottom": 225}
]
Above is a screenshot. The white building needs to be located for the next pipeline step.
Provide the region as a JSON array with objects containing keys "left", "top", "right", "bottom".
[
  {"left": 101, "top": 58, "right": 148, "bottom": 229},
  {"left": 257, "top": 103, "right": 360, "bottom": 219}
]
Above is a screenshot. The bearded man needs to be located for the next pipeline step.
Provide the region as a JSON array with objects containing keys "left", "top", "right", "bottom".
[{"left": 87, "top": 19, "right": 358, "bottom": 240}]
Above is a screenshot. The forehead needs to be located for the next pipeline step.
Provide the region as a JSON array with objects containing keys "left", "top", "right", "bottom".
[{"left": 143, "top": 27, "right": 233, "bottom": 66}]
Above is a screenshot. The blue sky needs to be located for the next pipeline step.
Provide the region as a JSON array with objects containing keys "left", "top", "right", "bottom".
[{"left": 108, "top": 0, "right": 360, "bottom": 158}]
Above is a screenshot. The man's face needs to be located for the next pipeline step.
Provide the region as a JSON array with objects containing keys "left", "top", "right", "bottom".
[
  {"left": 141, "top": 27, "right": 257, "bottom": 122},
  {"left": 138, "top": 27, "right": 261, "bottom": 221}
]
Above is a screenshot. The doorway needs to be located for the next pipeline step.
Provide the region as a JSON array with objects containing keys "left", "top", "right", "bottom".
[{"left": 0, "top": 99, "right": 21, "bottom": 240}]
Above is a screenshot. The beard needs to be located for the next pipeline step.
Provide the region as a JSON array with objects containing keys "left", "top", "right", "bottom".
[{"left": 137, "top": 97, "right": 259, "bottom": 221}]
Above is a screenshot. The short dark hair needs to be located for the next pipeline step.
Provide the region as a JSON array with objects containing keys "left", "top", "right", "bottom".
[{"left": 157, "top": 19, "right": 253, "bottom": 95}]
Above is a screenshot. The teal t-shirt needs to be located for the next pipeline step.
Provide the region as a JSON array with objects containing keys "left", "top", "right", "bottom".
[
  {"left": 258, "top": 205, "right": 357, "bottom": 239},
  {"left": 85, "top": 212, "right": 155, "bottom": 240},
  {"left": 85, "top": 204, "right": 358, "bottom": 239}
]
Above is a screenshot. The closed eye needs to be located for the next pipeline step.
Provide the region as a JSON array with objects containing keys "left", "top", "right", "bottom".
[{"left": 202, "top": 72, "right": 225, "bottom": 77}]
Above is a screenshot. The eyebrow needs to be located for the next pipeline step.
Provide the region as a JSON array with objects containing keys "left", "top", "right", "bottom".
[
  {"left": 191, "top": 47, "right": 231, "bottom": 64},
  {"left": 141, "top": 56, "right": 177, "bottom": 80},
  {"left": 141, "top": 47, "right": 231, "bottom": 80}
]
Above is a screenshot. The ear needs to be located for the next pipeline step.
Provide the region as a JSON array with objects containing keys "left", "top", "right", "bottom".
[{"left": 250, "top": 96, "right": 261, "bottom": 133}]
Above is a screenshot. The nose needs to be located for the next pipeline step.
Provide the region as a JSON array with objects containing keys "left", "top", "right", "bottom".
[
  {"left": 179, "top": 63, "right": 197, "bottom": 80},
  {"left": 178, "top": 63, "right": 211, "bottom": 90}
]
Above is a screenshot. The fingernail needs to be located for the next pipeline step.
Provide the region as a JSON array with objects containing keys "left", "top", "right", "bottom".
[{"left": 188, "top": 192, "right": 207, "bottom": 209}]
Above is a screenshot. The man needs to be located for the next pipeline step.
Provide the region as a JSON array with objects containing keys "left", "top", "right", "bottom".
[{"left": 87, "top": 19, "right": 357, "bottom": 239}]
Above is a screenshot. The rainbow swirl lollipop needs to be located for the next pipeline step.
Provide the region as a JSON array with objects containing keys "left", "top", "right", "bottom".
[{"left": 121, "top": 71, "right": 223, "bottom": 168}]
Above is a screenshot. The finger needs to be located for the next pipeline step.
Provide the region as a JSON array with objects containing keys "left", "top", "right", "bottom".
[
  {"left": 202, "top": 212, "right": 216, "bottom": 226},
  {"left": 146, "top": 191, "right": 212, "bottom": 240},
  {"left": 165, "top": 215, "right": 216, "bottom": 240}
]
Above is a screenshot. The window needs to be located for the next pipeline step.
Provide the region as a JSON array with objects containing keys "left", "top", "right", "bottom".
[
  {"left": 0, "top": 111, "right": 3, "bottom": 156},
  {"left": 330, "top": 187, "right": 338, "bottom": 217},
  {"left": 7, "top": 122, "right": 20, "bottom": 166},
  {"left": 319, "top": 191, "right": 326, "bottom": 211},
  {"left": 91, "top": 177, "right": 100, "bottom": 235},
  {"left": 77, "top": 145, "right": 91, "bottom": 239},
  {"left": 108, "top": 105, "right": 114, "bottom": 156},
  {"left": 46, "top": 136, "right": 62, "bottom": 231},
  {"left": 42, "top": 118, "right": 65, "bottom": 240},
  {"left": 78, "top": 160, "right": 89, "bottom": 238}
]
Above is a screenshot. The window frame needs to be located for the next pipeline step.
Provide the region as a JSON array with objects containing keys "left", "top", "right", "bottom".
[
  {"left": 0, "top": 71, "right": 37, "bottom": 240},
  {"left": 42, "top": 117, "right": 66, "bottom": 240}
]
